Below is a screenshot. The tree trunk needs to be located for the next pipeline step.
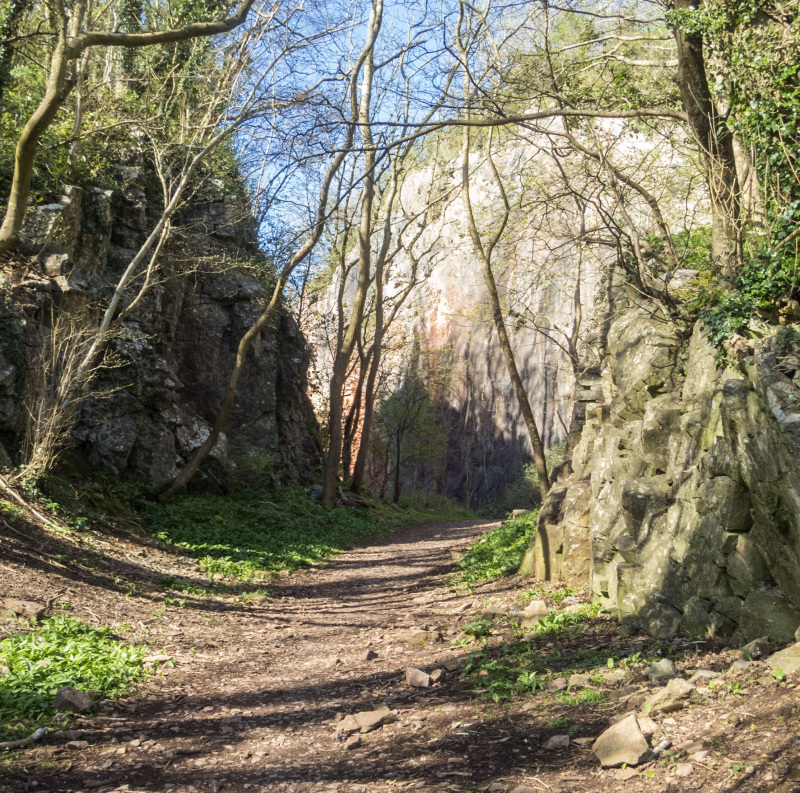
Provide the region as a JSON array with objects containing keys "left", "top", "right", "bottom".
[
  {"left": 0, "top": 30, "right": 74, "bottom": 253},
  {"left": 321, "top": 0, "right": 383, "bottom": 509},
  {"left": 393, "top": 430, "right": 402, "bottom": 504},
  {"left": 458, "top": 133, "right": 550, "bottom": 498},
  {"left": 672, "top": 0, "right": 741, "bottom": 276}
]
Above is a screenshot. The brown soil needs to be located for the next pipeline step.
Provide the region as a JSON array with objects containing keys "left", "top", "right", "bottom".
[{"left": 3, "top": 515, "right": 800, "bottom": 793}]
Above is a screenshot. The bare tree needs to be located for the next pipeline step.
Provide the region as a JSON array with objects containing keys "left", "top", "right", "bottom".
[{"left": 456, "top": 0, "right": 551, "bottom": 499}]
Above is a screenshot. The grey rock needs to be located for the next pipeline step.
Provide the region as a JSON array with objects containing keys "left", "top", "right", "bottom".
[
  {"left": 592, "top": 714, "right": 651, "bottom": 768},
  {"left": 52, "top": 687, "right": 94, "bottom": 713},
  {"left": 740, "top": 637, "right": 770, "bottom": 660},
  {"left": 543, "top": 734, "right": 570, "bottom": 750},
  {"left": 405, "top": 667, "right": 430, "bottom": 688},
  {"left": 643, "top": 678, "right": 696, "bottom": 715},
  {"left": 765, "top": 643, "right": 800, "bottom": 675},
  {"left": 568, "top": 673, "right": 592, "bottom": 689},
  {"left": 545, "top": 677, "right": 567, "bottom": 692},
  {"left": 66, "top": 740, "right": 89, "bottom": 750},
  {"left": 738, "top": 591, "right": 800, "bottom": 643},
  {"left": 345, "top": 735, "right": 362, "bottom": 750},
  {"left": 647, "top": 658, "right": 677, "bottom": 683},
  {"left": 511, "top": 509, "right": 532, "bottom": 519}
]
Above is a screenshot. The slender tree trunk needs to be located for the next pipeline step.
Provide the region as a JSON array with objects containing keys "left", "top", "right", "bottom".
[
  {"left": 321, "top": 0, "right": 383, "bottom": 509},
  {"left": 672, "top": 0, "right": 741, "bottom": 276},
  {"left": 458, "top": 23, "right": 550, "bottom": 501},
  {"left": 350, "top": 170, "right": 399, "bottom": 494},
  {"left": 393, "top": 430, "right": 402, "bottom": 504},
  {"left": 342, "top": 346, "right": 370, "bottom": 478}
]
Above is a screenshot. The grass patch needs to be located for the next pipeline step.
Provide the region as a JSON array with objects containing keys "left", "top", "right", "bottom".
[
  {"left": 143, "top": 487, "right": 471, "bottom": 582},
  {"left": 452, "top": 511, "right": 537, "bottom": 588},
  {"left": 0, "top": 616, "right": 145, "bottom": 740},
  {"left": 556, "top": 689, "right": 608, "bottom": 706}
]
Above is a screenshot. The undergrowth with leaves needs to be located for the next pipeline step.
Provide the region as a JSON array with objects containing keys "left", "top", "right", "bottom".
[
  {"left": 462, "top": 600, "right": 651, "bottom": 704},
  {"left": 142, "top": 487, "right": 472, "bottom": 582},
  {"left": 0, "top": 616, "right": 145, "bottom": 740},
  {"left": 452, "top": 510, "right": 538, "bottom": 589}
]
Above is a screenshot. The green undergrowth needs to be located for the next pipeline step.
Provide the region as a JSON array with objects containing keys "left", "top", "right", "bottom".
[
  {"left": 452, "top": 511, "right": 538, "bottom": 589},
  {"left": 0, "top": 616, "right": 145, "bottom": 740},
  {"left": 142, "top": 487, "right": 471, "bottom": 582},
  {"left": 460, "top": 595, "right": 647, "bottom": 703}
]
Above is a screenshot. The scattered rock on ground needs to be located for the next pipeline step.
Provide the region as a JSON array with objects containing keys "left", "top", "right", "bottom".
[
  {"left": 52, "top": 687, "right": 94, "bottom": 713},
  {"left": 429, "top": 668, "right": 444, "bottom": 683},
  {"left": 66, "top": 740, "right": 89, "bottom": 750},
  {"left": 336, "top": 706, "right": 396, "bottom": 736},
  {"left": 568, "top": 673, "right": 591, "bottom": 689},
  {"left": 405, "top": 667, "right": 430, "bottom": 688},
  {"left": 543, "top": 734, "right": 570, "bottom": 750},
  {"left": 648, "top": 658, "right": 677, "bottom": 683},
  {"left": 740, "top": 636, "right": 770, "bottom": 659},
  {"left": 688, "top": 669, "right": 720, "bottom": 684},
  {"left": 643, "top": 678, "right": 696, "bottom": 715},
  {"left": 519, "top": 600, "right": 549, "bottom": 628},
  {"left": 398, "top": 628, "right": 441, "bottom": 645},
  {"left": 545, "top": 677, "right": 567, "bottom": 692},
  {"left": 345, "top": 735, "right": 361, "bottom": 750},
  {"left": 3, "top": 598, "right": 46, "bottom": 620},
  {"left": 592, "top": 713, "right": 651, "bottom": 768},
  {"left": 443, "top": 654, "right": 470, "bottom": 672},
  {"left": 635, "top": 712, "right": 657, "bottom": 737}
]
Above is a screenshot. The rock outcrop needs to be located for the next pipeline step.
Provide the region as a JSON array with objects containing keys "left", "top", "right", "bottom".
[
  {"left": 527, "top": 283, "right": 800, "bottom": 641},
  {"left": 0, "top": 171, "right": 320, "bottom": 484}
]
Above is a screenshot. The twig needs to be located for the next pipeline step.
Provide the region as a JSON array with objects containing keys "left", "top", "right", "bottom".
[{"left": 0, "top": 727, "right": 48, "bottom": 751}]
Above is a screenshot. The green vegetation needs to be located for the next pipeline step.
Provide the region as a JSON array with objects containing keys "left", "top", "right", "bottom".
[
  {"left": 143, "top": 487, "right": 471, "bottom": 582},
  {"left": 530, "top": 603, "right": 603, "bottom": 637},
  {"left": 452, "top": 511, "right": 537, "bottom": 588},
  {"left": 556, "top": 689, "right": 607, "bottom": 706},
  {"left": 0, "top": 616, "right": 145, "bottom": 740},
  {"left": 490, "top": 445, "right": 565, "bottom": 517}
]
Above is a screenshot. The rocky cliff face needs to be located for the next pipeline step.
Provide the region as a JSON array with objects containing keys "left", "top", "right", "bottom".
[
  {"left": 0, "top": 171, "right": 320, "bottom": 485},
  {"left": 526, "top": 283, "right": 800, "bottom": 641}
]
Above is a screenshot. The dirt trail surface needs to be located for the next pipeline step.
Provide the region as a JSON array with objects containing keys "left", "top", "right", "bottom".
[{"left": 4, "top": 517, "right": 800, "bottom": 793}]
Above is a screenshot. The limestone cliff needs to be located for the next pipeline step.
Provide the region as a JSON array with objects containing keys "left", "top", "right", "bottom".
[
  {"left": 0, "top": 171, "right": 320, "bottom": 485},
  {"left": 526, "top": 283, "right": 800, "bottom": 642}
]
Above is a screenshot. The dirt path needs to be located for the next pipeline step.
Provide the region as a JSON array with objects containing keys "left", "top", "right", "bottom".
[
  {"left": 9, "top": 519, "right": 512, "bottom": 792},
  {"left": 7, "top": 517, "right": 800, "bottom": 793}
]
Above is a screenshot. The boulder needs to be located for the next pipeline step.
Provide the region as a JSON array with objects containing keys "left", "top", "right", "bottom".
[
  {"left": 643, "top": 678, "right": 696, "bottom": 715},
  {"left": 592, "top": 714, "right": 651, "bottom": 768}
]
